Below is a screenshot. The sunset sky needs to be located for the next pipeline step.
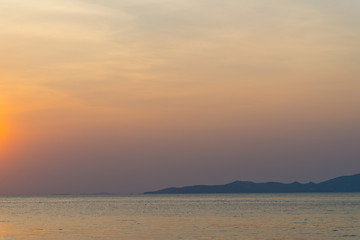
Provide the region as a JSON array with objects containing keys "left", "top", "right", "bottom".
[{"left": 0, "top": 0, "right": 359, "bottom": 194}]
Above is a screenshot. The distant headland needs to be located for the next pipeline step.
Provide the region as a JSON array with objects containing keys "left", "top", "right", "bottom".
[{"left": 144, "top": 173, "right": 360, "bottom": 194}]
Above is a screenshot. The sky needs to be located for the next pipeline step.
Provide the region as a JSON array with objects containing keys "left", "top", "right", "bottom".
[{"left": 0, "top": 0, "right": 359, "bottom": 194}]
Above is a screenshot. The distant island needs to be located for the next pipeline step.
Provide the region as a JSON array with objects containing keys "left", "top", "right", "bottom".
[{"left": 144, "top": 173, "right": 360, "bottom": 194}]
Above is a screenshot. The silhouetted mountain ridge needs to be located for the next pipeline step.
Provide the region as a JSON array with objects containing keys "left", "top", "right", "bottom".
[{"left": 144, "top": 173, "right": 360, "bottom": 194}]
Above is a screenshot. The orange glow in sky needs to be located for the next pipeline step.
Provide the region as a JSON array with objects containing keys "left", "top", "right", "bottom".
[
  {"left": 0, "top": 0, "right": 359, "bottom": 194},
  {"left": 0, "top": 105, "right": 9, "bottom": 149},
  {"left": 0, "top": 104, "right": 5, "bottom": 144}
]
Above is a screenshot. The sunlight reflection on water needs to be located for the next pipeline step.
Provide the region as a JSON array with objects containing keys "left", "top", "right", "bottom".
[{"left": 0, "top": 194, "right": 359, "bottom": 239}]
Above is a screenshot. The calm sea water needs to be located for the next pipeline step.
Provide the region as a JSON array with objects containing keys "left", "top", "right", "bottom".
[{"left": 0, "top": 193, "right": 359, "bottom": 239}]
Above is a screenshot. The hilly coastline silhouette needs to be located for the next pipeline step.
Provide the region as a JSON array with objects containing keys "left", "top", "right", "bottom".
[{"left": 144, "top": 173, "right": 360, "bottom": 194}]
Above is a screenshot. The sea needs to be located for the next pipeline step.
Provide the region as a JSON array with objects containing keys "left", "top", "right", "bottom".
[{"left": 0, "top": 193, "right": 359, "bottom": 239}]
